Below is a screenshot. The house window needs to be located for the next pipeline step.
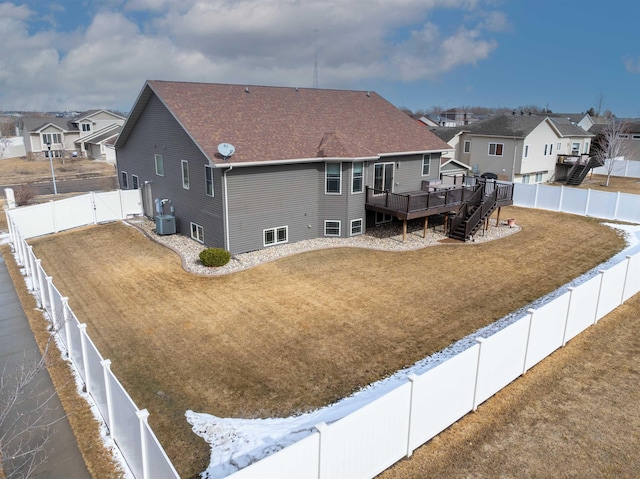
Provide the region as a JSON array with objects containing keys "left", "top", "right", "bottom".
[
  {"left": 632, "top": 134, "right": 640, "bottom": 140},
  {"left": 46, "top": 149, "right": 62, "bottom": 158},
  {"left": 352, "top": 162, "right": 363, "bottom": 193},
  {"left": 544, "top": 144, "right": 547, "bottom": 156},
  {"left": 571, "top": 142, "right": 580, "bottom": 155},
  {"left": 324, "top": 220, "right": 341, "bottom": 237},
  {"left": 524, "top": 145, "right": 529, "bottom": 158},
  {"left": 325, "top": 163, "right": 341, "bottom": 194},
  {"left": 155, "top": 154, "right": 164, "bottom": 176},
  {"left": 488, "top": 143, "right": 504, "bottom": 156},
  {"left": 132, "top": 175, "right": 139, "bottom": 189},
  {"left": 190, "top": 222, "right": 204, "bottom": 243},
  {"left": 264, "top": 226, "right": 288, "bottom": 246},
  {"left": 557, "top": 142, "right": 561, "bottom": 151},
  {"left": 374, "top": 163, "right": 394, "bottom": 191},
  {"left": 121, "top": 171, "right": 128, "bottom": 189},
  {"left": 375, "top": 212, "right": 392, "bottom": 224},
  {"left": 618, "top": 134, "right": 629, "bottom": 139},
  {"left": 181, "top": 160, "right": 189, "bottom": 189},
  {"left": 205, "top": 165, "right": 214, "bottom": 197},
  {"left": 422, "top": 154, "right": 431, "bottom": 176},
  {"left": 583, "top": 141, "right": 590, "bottom": 153},
  {"left": 463, "top": 141, "right": 470, "bottom": 153},
  {"left": 535, "top": 172, "right": 543, "bottom": 182},
  {"left": 42, "top": 133, "right": 61, "bottom": 145},
  {"left": 82, "top": 123, "right": 91, "bottom": 132},
  {"left": 522, "top": 174, "right": 530, "bottom": 184},
  {"left": 549, "top": 143, "right": 553, "bottom": 155},
  {"left": 350, "top": 218, "right": 363, "bottom": 236}
]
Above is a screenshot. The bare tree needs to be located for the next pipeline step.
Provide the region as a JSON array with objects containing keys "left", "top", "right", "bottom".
[
  {"left": 0, "top": 340, "right": 60, "bottom": 478},
  {"left": 593, "top": 118, "right": 630, "bottom": 187}
]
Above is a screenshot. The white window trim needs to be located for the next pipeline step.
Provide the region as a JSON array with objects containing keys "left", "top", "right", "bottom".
[
  {"left": 190, "top": 222, "right": 204, "bottom": 243},
  {"left": 350, "top": 218, "right": 363, "bottom": 236},
  {"left": 488, "top": 143, "right": 504, "bottom": 156},
  {"left": 263, "top": 225, "right": 288, "bottom": 247},
  {"left": 132, "top": 174, "right": 139, "bottom": 189},
  {"left": 463, "top": 140, "right": 470, "bottom": 153},
  {"left": 325, "top": 162, "right": 342, "bottom": 195},
  {"left": 205, "top": 165, "right": 214, "bottom": 197},
  {"left": 155, "top": 154, "right": 164, "bottom": 176},
  {"left": 181, "top": 159, "right": 189, "bottom": 189},
  {"left": 324, "top": 220, "right": 341, "bottom": 237},
  {"left": 557, "top": 142, "right": 562, "bottom": 151},
  {"left": 421, "top": 154, "right": 431, "bottom": 176},
  {"left": 121, "top": 171, "right": 128, "bottom": 189},
  {"left": 524, "top": 145, "right": 529, "bottom": 158},
  {"left": 351, "top": 161, "right": 363, "bottom": 194}
]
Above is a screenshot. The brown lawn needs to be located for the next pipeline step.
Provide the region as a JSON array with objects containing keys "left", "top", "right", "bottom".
[
  {"left": 558, "top": 173, "right": 640, "bottom": 195},
  {"left": 0, "top": 156, "right": 115, "bottom": 185},
  {"left": 26, "top": 206, "right": 628, "bottom": 478}
]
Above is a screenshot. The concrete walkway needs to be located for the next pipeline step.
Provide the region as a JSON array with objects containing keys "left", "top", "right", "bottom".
[{"left": 0, "top": 250, "right": 91, "bottom": 478}]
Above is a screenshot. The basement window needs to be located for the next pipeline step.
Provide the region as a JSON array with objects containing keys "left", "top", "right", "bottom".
[
  {"left": 264, "top": 226, "right": 288, "bottom": 246},
  {"left": 324, "top": 220, "right": 341, "bottom": 237},
  {"left": 190, "top": 222, "right": 204, "bottom": 243}
]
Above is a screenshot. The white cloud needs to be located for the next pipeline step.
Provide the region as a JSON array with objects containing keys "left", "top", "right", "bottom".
[
  {"left": 625, "top": 56, "right": 640, "bottom": 74},
  {"left": 0, "top": 0, "right": 504, "bottom": 111}
]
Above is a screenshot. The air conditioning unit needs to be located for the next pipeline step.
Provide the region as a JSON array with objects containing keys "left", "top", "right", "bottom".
[{"left": 155, "top": 215, "right": 176, "bottom": 235}]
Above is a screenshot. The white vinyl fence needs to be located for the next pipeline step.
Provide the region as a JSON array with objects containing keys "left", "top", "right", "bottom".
[
  {"left": 592, "top": 158, "right": 640, "bottom": 178},
  {"left": 4, "top": 190, "right": 180, "bottom": 479},
  {"left": 513, "top": 182, "right": 640, "bottom": 223}
]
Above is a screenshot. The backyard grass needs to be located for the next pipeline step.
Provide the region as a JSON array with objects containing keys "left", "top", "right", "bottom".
[
  {"left": 0, "top": 156, "right": 115, "bottom": 185},
  {"left": 27, "top": 206, "right": 627, "bottom": 478},
  {"left": 558, "top": 173, "right": 640, "bottom": 194}
]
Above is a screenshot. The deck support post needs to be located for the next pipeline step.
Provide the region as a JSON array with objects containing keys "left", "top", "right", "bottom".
[
  {"left": 495, "top": 207, "right": 501, "bottom": 227},
  {"left": 402, "top": 219, "right": 407, "bottom": 242},
  {"left": 444, "top": 213, "right": 449, "bottom": 235},
  {"left": 423, "top": 216, "right": 428, "bottom": 238}
]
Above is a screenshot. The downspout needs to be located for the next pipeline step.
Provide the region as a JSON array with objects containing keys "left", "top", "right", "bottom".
[
  {"left": 512, "top": 137, "right": 517, "bottom": 181},
  {"left": 223, "top": 165, "right": 233, "bottom": 252}
]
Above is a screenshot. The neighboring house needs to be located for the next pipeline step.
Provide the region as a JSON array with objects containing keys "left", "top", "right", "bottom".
[
  {"left": 589, "top": 119, "right": 640, "bottom": 162},
  {"left": 440, "top": 108, "right": 479, "bottom": 126},
  {"left": 417, "top": 115, "right": 457, "bottom": 127},
  {"left": 547, "top": 112, "right": 594, "bottom": 132},
  {"left": 114, "top": 80, "right": 454, "bottom": 255},
  {"left": 431, "top": 114, "right": 595, "bottom": 183},
  {"left": 18, "top": 110, "right": 125, "bottom": 160}
]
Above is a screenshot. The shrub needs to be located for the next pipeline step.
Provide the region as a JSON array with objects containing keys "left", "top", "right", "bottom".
[
  {"left": 14, "top": 183, "right": 36, "bottom": 206},
  {"left": 199, "top": 247, "right": 231, "bottom": 267}
]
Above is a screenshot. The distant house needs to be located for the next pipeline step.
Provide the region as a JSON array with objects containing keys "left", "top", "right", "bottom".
[
  {"left": 18, "top": 110, "right": 125, "bottom": 161},
  {"left": 114, "top": 80, "right": 454, "bottom": 255},
  {"left": 431, "top": 114, "right": 595, "bottom": 183},
  {"left": 589, "top": 119, "right": 640, "bottom": 162}
]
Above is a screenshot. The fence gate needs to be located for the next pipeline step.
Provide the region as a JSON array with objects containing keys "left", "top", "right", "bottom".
[{"left": 142, "top": 181, "right": 154, "bottom": 219}]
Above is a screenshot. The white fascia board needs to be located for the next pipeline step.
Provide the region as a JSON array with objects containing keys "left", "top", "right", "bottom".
[{"left": 210, "top": 156, "right": 379, "bottom": 168}]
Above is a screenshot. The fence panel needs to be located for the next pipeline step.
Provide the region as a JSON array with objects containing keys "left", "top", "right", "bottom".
[
  {"left": 614, "top": 193, "right": 640, "bottom": 223},
  {"left": 141, "top": 423, "right": 181, "bottom": 479},
  {"left": 53, "top": 195, "right": 94, "bottom": 232},
  {"left": 94, "top": 191, "right": 124, "bottom": 223},
  {"left": 67, "top": 312, "right": 86, "bottom": 381},
  {"left": 524, "top": 294, "right": 570, "bottom": 371},
  {"left": 49, "top": 282, "right": 65, "bottom": 332},
  {"left": 83, "top": 337, "right": 109, "bottom": 425},
  {"left": 596, "top": 261, "right": 628, "bottom": 320},
  {"left": 559, "top": 187, "right": 589, "bottom": 216},
  {"left": 408, "top": 344, "right": 478, "bottom": 451},
  {"left": 108, "top": 371, "right": 144, "bottom": 479},
  {"left": 319, "top": 383, "right": 412, "bottom": 479},
  {"left": 585, "top": 190, "right": 617, "bottom": 219},
  {"left": 593, "top": 159, "right": 640, "bottom": 178},
  {"left": 228, "top": 432, "right": 320, "bottom": 479},
  {"left": 474, "top": 318, "right": 529, "bottom": 407},
  {"left": 512, "top": 183, "right": 536, "bottom": 208},
  {"left": 564, "top": 275, "right": 601, "bottom": 342},
  {"left": 7, "top": 202, "right": 56, "bottom": 238},
  {"left": 533, "top": 184, "right": 561, "bottom": 211},
  {"left": 623, "top": 255, "right": 640, "bottom": 302}
]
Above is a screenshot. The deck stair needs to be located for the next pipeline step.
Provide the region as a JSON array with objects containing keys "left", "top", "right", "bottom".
[
  {"left": 449, "top": 182, "right": 500, "bottom": 241},
  {"left": 565, "top": 157, "right": 600, "bottom": 186}
]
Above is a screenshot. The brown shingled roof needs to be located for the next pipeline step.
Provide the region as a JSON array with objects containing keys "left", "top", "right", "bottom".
[{"left": 134, "top": 81, "right": 450, "bottom": 165}]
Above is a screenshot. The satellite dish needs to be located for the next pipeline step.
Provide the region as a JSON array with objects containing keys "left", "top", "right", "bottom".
[{"left": 217, "top": 143, "right": 235, "bottom": 159}]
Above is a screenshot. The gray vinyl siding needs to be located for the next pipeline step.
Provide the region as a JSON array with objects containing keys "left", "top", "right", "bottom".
[
  {"left": 116, "top": 94, "right": 225, "bottom": 248},
  {"left": 226, "top": 163, "right": 322, "bottom": 254}
]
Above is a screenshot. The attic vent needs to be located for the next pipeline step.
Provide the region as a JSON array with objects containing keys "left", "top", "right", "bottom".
[
  {"left": 245, "top": 87, "right": 249, "bottom": 93},
  {"left": 366, "top": 91, "right": 371, "bottom": 97}
]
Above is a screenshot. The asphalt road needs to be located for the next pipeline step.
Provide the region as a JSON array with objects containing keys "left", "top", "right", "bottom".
[{"left": 1, "top": 176, "right": 118, "bottom": 196}]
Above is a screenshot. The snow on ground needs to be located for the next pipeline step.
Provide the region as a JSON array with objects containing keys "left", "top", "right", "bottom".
[{"left": 188, "top": 223, "right": 640, "bottom": 479}]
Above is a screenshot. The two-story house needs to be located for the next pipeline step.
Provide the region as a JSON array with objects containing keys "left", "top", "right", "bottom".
[
  {"left": 115, "top": 80, "right": 455, "bottom": 255},
  {"left": 19, "top": 110, "right": 125, "bottom": 161},
  {"left": 431, "top": 114, "right": 595, "bottom": 183}
]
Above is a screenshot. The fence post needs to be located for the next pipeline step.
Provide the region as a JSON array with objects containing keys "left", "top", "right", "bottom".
[
  {"left": 561, "top": 288, "right": 575, "bottom": 347},
  {"left": 21, "top": 243, "right": 31, "bottom": 278},
  {"left": 406, "top": 373, "right": 418, "bottom": 458},
  {"left": 533, "top": 183, "right": 540, "bottom": 208},
  {"left": 621, "top": 256, "right": 632, "bottom": 304},
  {"left": 78, "top": 324, "right": 89, "bottom": 391},
  {"left": 35, "top": 259, "right": 45, "bottom": 308},
  {"left": 522, "top": 309, "right": 535, "bottom": 375},
  {"left": 101, "top": 359, "right": 115, "bottom": 436},
  {"left": 613, "top": 192, "right": 621, "bottom": 220},
  {"left": 584, "top": 189, "right": 591, "bottom": 216},
  {"left": 315, "top": 422, "right": 328, "bottom": 479},
  {"left": 27, "top": 246, "right": 37, "bottom": 291},
  {"left": 91, "top": 192, "right": 98, "bottom": 225},
  {"left": 472, "top": 338, "right": 484, "bottom": 411},
  {"left": 136, "top": 409, "right": 150, "bottom": 479},
  {"left": 558, "top": 186, "right": 565, "bottom": 212},
  {"left": 61, "top": 297, "right": 72, "bottom": 355},
  {"left": 594, "top": 270, "right": 606, "bottom": 324},
  {"left": 50, "top": 200, "right": 58, "bottom": 234},
  {"left": 46, "top": 276, "right": 56, "bottom": 329}
]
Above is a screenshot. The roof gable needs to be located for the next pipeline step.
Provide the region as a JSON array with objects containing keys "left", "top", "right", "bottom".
[{"left": 117, "top": 81, "right": 452, "bottom": 164}]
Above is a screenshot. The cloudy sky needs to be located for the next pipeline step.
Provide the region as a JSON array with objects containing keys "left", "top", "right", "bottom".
[{"left": 0, "top": 0, "right": 638, "bottom": 117}]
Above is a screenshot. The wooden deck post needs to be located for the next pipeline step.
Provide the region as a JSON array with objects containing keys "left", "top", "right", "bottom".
[
  {"left": 495, "top": 207, "right": 501, "bottom": 227},
  {"left": 403, "top": 219, "right": 407, "bottom": 242},
  {"left": 423, "top": 216, "right": 428, "bottom": 238}
]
